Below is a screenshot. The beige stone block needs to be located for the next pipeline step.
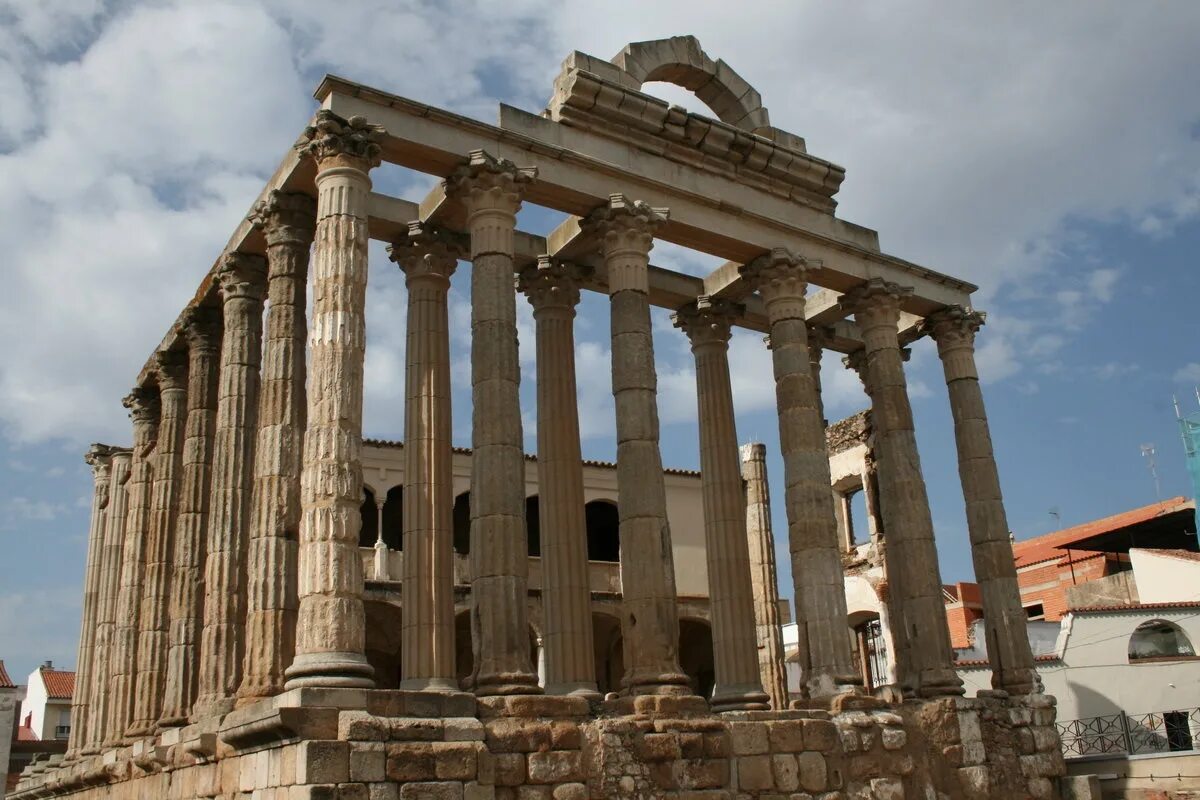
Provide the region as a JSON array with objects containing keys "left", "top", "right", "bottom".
[
  {"left": 800, "top": 721, "right": 837, "bottom": 753},
  {"left": 957, "top": 765, "right": 989, "bottom": 800},
  {"left": 880, "top": 728, "right": 906, "bottom": 751},
  {"left": 771, "top": 754, "right": 799, "bottom": 792},
  {"left": 527, "top": 750, "right": 583, "bottom": 784},
  {"left": 338, "top": 784, "right": 370, "bottom": 800},
  {"left": 636, "top": 733, "right": 681, "bottom": 762},
  {"left": 678, "top": 732, "right": 705, "bottom": 759},
  {"left": 550, "top": 783, "right": 586, "bottom": 800},
  {"left": 493, "top": 753, "right": 526, "bottom": 786},
  {"left": 350, "top": 749, "right": 385, "bottom": 782},
  {"left": 548, "top": 722, "right": 582, "bottom": 751},
  {"left": 869, "top": 777, "right": 904, "bottom": 800},
  {"left": 399, "top": 782, "right": 464, "bottom": 800},
  {"left": 730, "top": 722, "right": 768, "bottom": 755},
  {"left": 767, "top": 720, "right": 804, "bottom": 752},
  {"left": 369, "top": 785, "right": 400, "bottom": 800},
  {"left": 516, "top": 787, "right": 552, "bottom": 800},
  {"left": 676, "top": 759, "right": 729, "bottom": 790},
  {"left": 703, "top": 733, "right": 731, "bottom": 758},
  {"left": 433, "top": 742, "right": 479, "bottom": 781},
  {"left": 465, "top": 782, "right": 497, "bottom": 800},
  {"left": 795, "top": 752, "right": 826, "bottom": 793},
  {"left": 444, "top": 719, "right": 486, "bottom": 742},
  {"left": 737, "top": 754, "right": 774, "bottom": 791},
  {"left": 298, "top": 742, "right": 351, "bottom": 786},
  {"left": 386, "top": 743, "right": 437, "bottom": 782}
]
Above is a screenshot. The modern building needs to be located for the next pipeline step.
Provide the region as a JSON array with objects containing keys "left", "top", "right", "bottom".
[
  {"left": 16, "top": 663, "right": 74, "bottom": 745},
  {"left": 0, "top": 660, "right": 20, "bottom": 800}
]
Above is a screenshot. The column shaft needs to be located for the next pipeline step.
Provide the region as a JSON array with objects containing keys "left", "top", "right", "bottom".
[
  {"left": 69, "top": 445, "right": 116, "bottom": 756},
  {"left": 194, "top": 252, "right": 267, "bottom": 718},
  {"left": 741, "top": 443, "right": 789, "bottom": 710},
  {"left": 741, "top": 250, "right": 860, "bottom": 699},
  {"left": 129, "top": 353, "right": 189, "bottom": 736},
  {"left": 841, "top": 279, "right": 963, "bottom": 698},
  {"left": 674, "top": 299, "right": 769, "bottom": 711},
  {"left": 448, "top": 151, "right": 540, "bottom": 696},
  {"left": 286, "top": 111, "right": 384, "bottom": 689},
  {"left": 388, "top": 223, "right": 461, "bottom": 691},
  {"left": 926, "top": 307, "right": 1038, "bottom": 695},
  {"left": 238, "top": 192, "right": 315, "bottom": 702},
  {"left": 584, "top": 196, "right": 690, "bottom": 696},
  {"left": 161, "top": 307, "right": 221, "bottom": 726},
  {"left": 519, "top": 259, "right": 597, "bottom": 697},
  {"left": 106, "top": 388, "right": 160, "bottom": 745},
  {"left": 86, "top": 449, "right": 132, "bottom": 751}
]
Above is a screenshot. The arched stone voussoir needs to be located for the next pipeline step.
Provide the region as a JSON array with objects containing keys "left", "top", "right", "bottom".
[{"left": 611, "top": 35, "right": 771, "bottom": 132}]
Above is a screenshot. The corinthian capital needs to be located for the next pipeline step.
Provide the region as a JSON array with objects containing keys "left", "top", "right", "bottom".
[
  {"left": 445, "top": 150, "right": 537, "bottom": 216},
  {"left": 123, "top": 386, "right": 161, "bottom": 426},
  {"left": 921, "top": 305, "right": 985, "bottom": 352},
  {"left": 181, "top": 304, "right": 222, "bottom": 355},
  {"left": 838, "top": 278, "right": 912, "bottom": 332},
  {"left": 217, "top": 252, "right": 268, "bottom": 302},
  {"left": 517, "top": 257, "right": 589, "bottom": 314},
  {"left": 739, "top": 247, "right": 818, "bottom": 322},
  {"left": 296, "top": 110, "right": 385, "bottom": 169},
  {"left": 671, "top": 296, "right": 740, "bottom": 349},
  {"left": 85, "top": 443, "right": 118, "bottom": 477},
  {"left": 249, "top": 190, "right": 317, "bottom": 248},
  {"left": 154, "top": 349, "right": 189, "bottom": 392},
  {"left": 387, "top": 222, "right": 464, "bottom": 285},
  {"left": 580, "top": 194, "right": 668, "bottom": 258}
]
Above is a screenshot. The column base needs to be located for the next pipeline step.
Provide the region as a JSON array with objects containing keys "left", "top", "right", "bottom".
[
  {"left": 915, "top": 667, "right": 967, "bottom": 699},
  {"left": 399, "top": 676, "right": 460, "bottom": 693},
  {"left": 710, "top": 685, "right": 771, "bottom": 713},
  {"left": 473, "top": 670, "right": 544, "bottom": 697},
  {"left": 157, "top": 712, "right": 190, "bottom": 729},
  {"left": 284, "top": 651, "right": 375, "bottom": 690},
  {"left": 622, "top": 668, "right": 694, "bottom": 697},
  {"left": 544, "top": 681, "right": 602, "bottom": 700},
  {"left": 190, "top": 694, "right": 237, "bottom": 722}
]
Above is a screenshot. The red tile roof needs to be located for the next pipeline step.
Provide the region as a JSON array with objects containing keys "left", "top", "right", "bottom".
[
  {"left": 0, "top": 660, "right": 13, "bottom": 689},
  {"left": 1070, "top": 601, "right": 1200, "bottom": 614},
  {"left": 1144, "top": 548, "right": 1200, "bottom": 563},
  {"left": 956, "top": 654, "right": 1061, "bottom": 668},
  {"left": 16, "top": 725, "right": 38, "bottom": 741},
  {"left": 1012, "top": 497, "right": 1193, "bottom": 568},
  {"left": 39, "top": 668, "right": 75, "bottom": 700}
]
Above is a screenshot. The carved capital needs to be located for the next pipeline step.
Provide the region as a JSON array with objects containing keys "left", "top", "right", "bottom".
[
  {"left": 581, "top": 193, "right": 668, "bottom": 259},
  {"left": 839, "top": 278, "right": 911, "bottom": 332},
  {"left": 296, "top": 110, "right": 384, "bottom": 170},
  {"left": 180, "top": 305, "right": 222, "bottom": 355},
  {"left": 84, "top": 443, "right": 119, "bottom": 487},
  {"left": 249, "top": 190, "right": 317, "bottom": 249},
  {"left": 921, "top": 305, "right": 985, "bottom": 352},
  {"left": 445, "top": 150, "right": 536, "bottom": 217},
  {"left": 154, "top": 349, "right": 189, "bottom": 392},
  {"left": 739, "top": 247, "right": 817, "bottom": 322},
  {"left": 217, "top": 252, "right": 268, "bottom": 303},
  {"left": 123, "top": 386, "right": 161, "bottom": 427},
  {"left": 517, "top": 257, "right": 589, "bottom": 314},
  {"left": 387, "top": 222, "right": 464, "bottom": 285},
  {"left": 842, "top": 349, "right": 868, "bottom": 381},
  {"left": 672, "top": 296, "right": 740, "bottom": 349}
]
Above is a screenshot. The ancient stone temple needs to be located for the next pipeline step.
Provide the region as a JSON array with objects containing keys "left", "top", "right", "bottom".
[{"left": 17, "top": 36, "right": 1068, "bottom": 800}]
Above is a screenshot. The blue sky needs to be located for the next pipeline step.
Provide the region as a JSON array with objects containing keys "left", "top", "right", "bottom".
[{"left": 2, "top": 1, "right": 1199, "bottom": 682}]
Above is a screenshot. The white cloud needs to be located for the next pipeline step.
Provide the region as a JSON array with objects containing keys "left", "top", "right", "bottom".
[{"left": 1173, "top": 363, "right": 1200, "bottom": 385}]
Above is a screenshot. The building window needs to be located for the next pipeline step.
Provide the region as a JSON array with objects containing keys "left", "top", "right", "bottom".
[
  {"left": 1024, "top": 603, "right": 1045, "bottom": 621},
  {"left": 1128, "top": 619, "right": 1197, "bottom": 662}
]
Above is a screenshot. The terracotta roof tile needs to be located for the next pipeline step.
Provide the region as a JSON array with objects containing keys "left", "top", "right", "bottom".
[
  {"left": 1069, "top": 601, "right": 1200, "bottom": 614},
  {"left": 1012, "top": 497, "right": 1193, "bottom": 568},
  {"left": 17, "top": 725, "right": 38, "bottom": 741},
  {"left": 39, "top": 668, "right": 74, "bottom": 700},
  {"left": 956, "top": 654, "right": 1061, "bottom": 668},
  {"left": 1144, "top": 548, "right": 1200, "bottom": 563},
  {"left": 0, "top": 660, "right": 13, "bottom": 688}
]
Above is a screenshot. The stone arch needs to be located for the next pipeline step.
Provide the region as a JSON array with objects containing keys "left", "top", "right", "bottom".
[
  {"left": 1128, "top": 619, "right": 1196, "bottom": 661},
  {"left": 611, "top": 36, "right": 770, "bottom": 132},
  {"left": 679, "top": 616, "right": 715, "bottom": 700},
  {"left": 592, "top": 611, "right": 625, "bottom": 695}
]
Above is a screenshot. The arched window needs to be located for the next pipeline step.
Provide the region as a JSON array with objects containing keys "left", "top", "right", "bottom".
[
  {"left": 585, "top": 500, "right": 620, "bottom": 562},
  {"left": 1128, "top": 619, "right": 1196, "bottom": 662}
]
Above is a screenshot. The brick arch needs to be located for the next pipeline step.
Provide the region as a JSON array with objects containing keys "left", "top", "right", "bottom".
[{"left": 611, "top": 36, "right": 770, "bottom": 132}]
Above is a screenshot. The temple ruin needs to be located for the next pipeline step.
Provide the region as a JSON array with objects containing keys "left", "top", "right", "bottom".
[{"left": 15, "top": 36, "right": 1068, "bottom": 800}]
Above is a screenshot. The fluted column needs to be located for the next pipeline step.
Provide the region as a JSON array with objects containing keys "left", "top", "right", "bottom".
[
  {"left": 740, "top": 443, "right": 789, "bottom": 711},
  {"left": 85, "top": 448, "right": 131, "bottom": 752},
  {"left": 518, "top": 257, "right": 598, "bottom": 698},
  {"left": 582, "top": 195, "right": 691, "bottom": 697},
  {"left": 673, "top": 298, "right": 769, "bottom": 711},
  {"left": 924, "top": 306, "right": 1038, "bottom": 695},
  {"left": 237, "top": 191, "right": 316, "bottom": 703},
  {"left": 807, "top": 325, "right": 833, "bottom": 426},
  {"left": 387, "top": 222, "right": 463, "bottom": 692},
  {"left": 193, "top": 252, "right": 267, "bottom": 719},
  {"left": 161, "top": 306, "right": 222, "bottom": 726},
  {"left": 840, "top": 279, "right": 963, "bottom": 698},
  {"left": 128, "top": 352, "right": 188, "bottom": 736},
  {"left": 740, "top": 249, "right": 859, "bottom": 699},
  {"left": 285, "top": 110, "right": 384, "bottom": 690},
  {"left": 68, "top": 444, "right": 116, "bottom": 757},
  {"left": 106, "top": 387, "right": 160, "bottom": 745},
  {"left": 447, "top": 150, "right": 541, "bottom": 696}
]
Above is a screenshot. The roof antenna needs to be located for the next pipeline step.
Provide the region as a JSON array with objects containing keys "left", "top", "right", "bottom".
[
  {"left": 1141, "top": 443, "right": 1162, "bottom": 502},
  {"left": 1048, "top": 507, "right": 1060, "bottom": 528}
]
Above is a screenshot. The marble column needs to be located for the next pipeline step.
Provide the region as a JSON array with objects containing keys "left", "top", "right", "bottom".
[
  {"left": 161, "top": 306, "right": 222, "bottom": 726},
  {"left": 740, "top": 442, "right": 789, "bottom": 711},
  {"left": 807, "top": 325, "right": 833, "bottom": 426},
  {"left": 446, "top": 150, "right": 541, "bottom": 696},
  {"left": 840, "top": 279, "right": 963, "bottom": 698},
  {"left": 68, "top": 444, "right": 116, "bottom": 757},
  {"left": 518, "top": 257, "right": 598, "bottom": 697},
  {"left": 673, "top": 298, "right": 769, "bottom": 711},
  {"left": 924, "top": 306, "right": 1039, "bottom": 695},
  {"left": 387, "top": 222, "right": 463, "bottom": 692},
  {"left": 85, "top": 448, "right": 131, "bottom": 752},
  {"left": 238, "top": 191, "right": 316, "bottom": 703},
  {"left": 740, "top": 248, "right": 859, "bottom": 699},
  {"left": 106, "top": 387, "right": 160, "bottom": 746},
  {"left": 128, "top": 351, "right": 189, "bottom": 736},
  {"left": 194, "top": 252, "right": 268, "bottom": 719},
  {"left": 582, "top": 195, "right": 691, "bottom": 696},
  {"left": 285, "top": 110, "right": 383, "bottom": 690}
]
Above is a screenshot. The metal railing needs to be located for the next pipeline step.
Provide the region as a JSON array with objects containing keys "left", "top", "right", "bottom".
[{"left": 1057, "top": 707, "right": 1200, "bottom": 758}]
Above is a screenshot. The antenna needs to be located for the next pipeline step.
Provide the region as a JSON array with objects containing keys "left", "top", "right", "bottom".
[
  {"left": 1048, "top": 507, "right": 1060, "bottom": 528},
  {"left": 1141, "top": 443, "right": 1162, "bottom": 501}
]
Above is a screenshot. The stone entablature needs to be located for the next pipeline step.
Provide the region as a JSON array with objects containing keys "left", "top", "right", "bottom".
[{"left": 25, "top": 36, "right": 1066, "bottom": 800}]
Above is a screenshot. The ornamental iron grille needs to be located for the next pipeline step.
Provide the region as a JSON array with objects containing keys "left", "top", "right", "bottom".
[{"left": 1056, "top": 707, "right": 1200, "bottom": 758}]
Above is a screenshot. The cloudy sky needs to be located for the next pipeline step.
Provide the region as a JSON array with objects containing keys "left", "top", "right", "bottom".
[{"left": 2, "top": 1, "right": 1199, "bottom": 682}]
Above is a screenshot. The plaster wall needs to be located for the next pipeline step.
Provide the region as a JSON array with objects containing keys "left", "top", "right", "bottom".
[
  {"left": 1128, "top": 549, "right": 1200, "bottom": 604},
  {"left": 18, "top": 674, "right": 49, "bottom": 742},
  {"left": 0, "top": 685, "right": 19, "bottom": 799}
]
